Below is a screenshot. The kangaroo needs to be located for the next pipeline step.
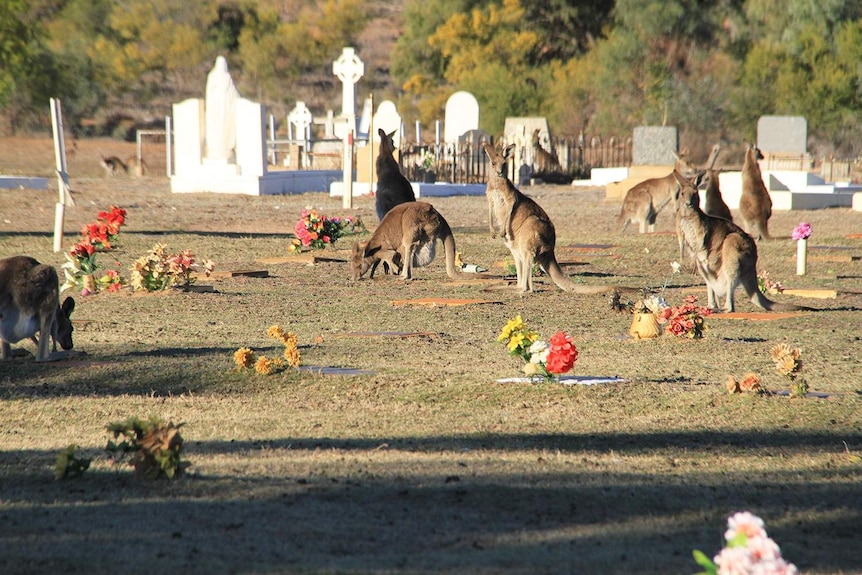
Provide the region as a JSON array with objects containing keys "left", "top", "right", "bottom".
[
  {"left": 374, "top": 128, "right": 416, "bottom": 221},
  {"left": 100, "top": 154, "right": 128, "bottom": 176},
  {"left": 352, "top": 201, "right": 458, "bottom": 281},
  {"left": 0, "top": 256, "right": 76, "bottom": 361},
  {"left": 531, "top": 129, "right": 561, "bottom": 175},
  {"left": 673, "top": 172, "right": 807, "bottom": 313},
  {"left": 617, "top": 152, "right": 696, "bottom": 233},
  {"left": 483, "top": 143, "right": 619, "bottom": 294},
  {"left": 739, "top": 144, "right": 772, "bottom": 240},
  {"left": 125, "top": 155, "right": 148, "bottom": 177},
  {"left": 703, "top": 168, "right": 733, "bottom": 221}
]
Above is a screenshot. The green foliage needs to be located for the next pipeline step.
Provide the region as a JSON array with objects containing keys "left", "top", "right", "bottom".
[
  {"left": 55, "top": 444, "right": 91, "bottom": 480},
  {"left": 691, "top": 549, "right": 718, "bottom": 575},
  {"left": 106, "top": 416, "right": 188, "bottom": 479}
]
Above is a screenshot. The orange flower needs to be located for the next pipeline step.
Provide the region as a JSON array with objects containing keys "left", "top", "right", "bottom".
[{"left": 739, "top": 373, "right": 762, "bottom": 393}]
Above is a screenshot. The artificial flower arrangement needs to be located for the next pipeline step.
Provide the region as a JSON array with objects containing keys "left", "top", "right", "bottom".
[
  {"left": 693, "top": 511, "right": 798, "bottom": 575},
  {"left": 61, "top": 206, "right": 128, "bottom": 293},
  {"left": 725, "top": 372, "right": 765, "bottom": 395},
  {"left": 130, "top": 243, "right": 215, "bottom": 292},
  {"left": 656, "top": 295, "right": 712, "bottom": 339},
  {"left": 770, "top": 343, "right": 808, "bottom": 398},
  {"left": 791, "top": 222, "right": 812, "bottom": 241},
  {"left": 498, "top": 315, "right": 578, "bottom": 382},
  {"left": 757, "top": 269, "right": 785, "bottom": 295},
  {"left": 234, "top": 325, "right": 302, "bottom": 375},
  {"left": 288, "top": 209, "right": 363, "bottom": 253}
]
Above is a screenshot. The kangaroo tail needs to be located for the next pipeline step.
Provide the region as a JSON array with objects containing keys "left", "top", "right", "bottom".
[
  {"left": 540, "top": 253, "right": 619, "bottom": 294},
  {"left": 440, "top": 221, "right": 459, "bottom": 279},
  {"left": 743, "top": 272, "right": 808, "bottom": 311}
]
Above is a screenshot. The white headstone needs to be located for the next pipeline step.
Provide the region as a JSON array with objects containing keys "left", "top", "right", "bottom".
[
  {"left": 205, "top": 56, "right": 240, "bottom": 162},
  {"left": 444, "top": 91, "right": 479, "bottom": 143},
  {"left": 288, "top": 101, "right": 313, "bottom": 142},
  {"left": 235, "top": 99, "right": 267, "bottom": 177},
  {"left": 332, "top": 47, "right": 364, "bottom": 119},
  {"left": 373, "top": 100, "right": 402, "bottom": 146}
]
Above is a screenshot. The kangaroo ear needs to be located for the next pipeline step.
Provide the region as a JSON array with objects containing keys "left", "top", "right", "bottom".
[
  {"left": 504, "top": 144, "right": 515, "bottom": 159},
  {"left": 377, "top": 128, "right": 386, "bottom": 139},
  {"left": 692, "top": 170, "right": 707, "bottom": 188},
  {"left": 482, "top": 143, "right": 494, "bottom": 157},
  {"left": 61, "top": 296, "right": 75, "bottom": 316},
  {"left": 387, "top": 130, "right": 396, "bottom": 139}
]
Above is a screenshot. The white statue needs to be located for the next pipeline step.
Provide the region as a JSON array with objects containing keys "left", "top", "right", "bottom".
[{"left": 205, "top": 56, "right": 239, "bottom": 162}]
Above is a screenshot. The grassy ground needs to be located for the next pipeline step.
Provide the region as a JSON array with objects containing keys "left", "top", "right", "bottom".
[{"left": 1, "top": 137, "right": 861, "bottom": 574}]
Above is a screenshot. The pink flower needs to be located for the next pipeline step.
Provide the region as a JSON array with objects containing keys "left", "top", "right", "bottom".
[
  {"left": 725, "top": 511, "right": 767, "bottom": 541},
  {"left": 751, "top": 558, "right": 798, "bottom": 575},
  {"left": 747, "top": 535, "right": 781, "bottom": 563},
  {"left": 791, "top": 222, "right": 811, "bottom": 240},
  {"left": 715, "top": 546, "right": 753, "bottom": 575}
]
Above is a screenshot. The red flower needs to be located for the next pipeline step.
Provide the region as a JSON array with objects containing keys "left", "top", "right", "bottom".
[{"left": 545, "top": 331, "right": 578, "bottom": 374}]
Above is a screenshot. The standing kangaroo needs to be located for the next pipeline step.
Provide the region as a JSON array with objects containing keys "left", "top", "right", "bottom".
[
  {"left": 483, "top": 143, "right": 617, "bottom": 294},
  {"left": 673, "top": 173, "right": 806, "bottom": 312},
  {"left": 703, "top": 169, "right": 733, "bottom": 222},
  {"left": 374, "top": 128, "right": 416, "bottom": 221},
  {"left": 352, "top": 201, "right": 458, "bottom": 281},
  {"left": 531, "top": 129, "right": 561, "bottom": 175},
  {"left": 0, "top": 256, "right": 76, "bottom": 361},
  {"left": 739, "top": 144, "right": 772, "bottom": 240},
  {"left": 617, "top": 152, "right": 696, "bottom": 234}
]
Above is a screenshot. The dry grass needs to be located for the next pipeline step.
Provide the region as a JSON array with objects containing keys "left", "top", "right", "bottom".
[{"left": 1, "top": 137, "right": 861, "bottom": 574}]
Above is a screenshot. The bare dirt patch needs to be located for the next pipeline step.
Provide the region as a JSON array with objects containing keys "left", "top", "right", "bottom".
[{"left": 1, "top": 136, "right": 861, "bottom": 574}]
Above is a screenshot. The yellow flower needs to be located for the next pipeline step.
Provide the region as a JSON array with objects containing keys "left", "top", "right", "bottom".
[
  {"left": 280, "top": 331, "right": 298, "bottom": 348},
  {"left": 774, "top": 354, "right": 798, "bottom": 376},
  {"left": 725, "top": 375, "right": 740, "bottom": 394},
  {"left": 233, "top": 347, "right": 256, "bottom": 369},
  {"left": 498, "top": 315, "right": 525, "bottom": 341},
  {"left": 267, "top": 325, "right": 285, "bottom": 340},
  {"left": 284, "top": 345, "right": 301, "bottom": 367},
  {"left": 254, "top": 356, "right": 276, "bottom": 375},
  {"left": 522, "top": 362, "right": 540, "bottom": 376}
]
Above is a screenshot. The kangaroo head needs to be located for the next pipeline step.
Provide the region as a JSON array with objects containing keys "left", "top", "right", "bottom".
[
  {"left": 746, "top": 144, "right": 764, "bottom": 162},
  {"left": 673, "top": 171, "right": 700, "bottom": 213},
  {"left": 378, "top": 129, "right": 397, "bottom": 157},
  {"left": 351, "top": 241, "right": 370, "bottom": 280},
  {"left": 54, "top": 296, "right": 75, "bottom": 350},
  {"left": 483, "top": 143, "right": 514, "bottom": 177}
]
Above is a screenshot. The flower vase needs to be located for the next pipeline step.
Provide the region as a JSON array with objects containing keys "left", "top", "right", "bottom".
[
  {"left": 796, "top": 238, "right": 807, "bottom": 276},
  {"left": 82, "top": 274, "right": 96, "bottom": 293},
  {"left": 629, "top": 312, "right": 661, "bottom": 339}
]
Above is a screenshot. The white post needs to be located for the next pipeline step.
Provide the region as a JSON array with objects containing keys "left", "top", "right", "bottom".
[
  {"left": 50, "top": 98, "right": 70, "bottom": 252},
  {"left": 435, "top": 120, "right": 441, "bottom": 146},
  {"left": 268, "top": 114, "right": 276, "bottom": 165},
  {"left": 416, "top": 120, "right": 421, "bottom": 144},
  {"left": 796, "top": 238, "right": 808, "bottom": 275},
  {"left": 368, "top": 93, "right": 374, "bottom": 188},
  {"left": 343, "top": 127, "right": 354, "bottom": 209},
  {"left": 165, "top": 115, "right": 173, "bottom": 177}
]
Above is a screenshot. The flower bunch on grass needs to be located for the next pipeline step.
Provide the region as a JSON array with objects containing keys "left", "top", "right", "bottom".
[
  {"left": 770, "top": 343, "right": 808, "bottom": 397},
  {"left": 693, "top": 512, "right": 798, "bottom": 575},
  {"left": 725, "top": 372, "right": 766, "bottom": 395},
  {"left": 498, "top": 315, "right": 578, "bottom": 382},
  {"left": 60, "top": 206, "right": 128, "bottom": 293},
  {"left": 131, "top": 243, "right": 215, "bottom": 292},
  {"left": 288, "top": 209, "right": 361, "bottom": 252},
  {"left": 233, "top": 325, "right": 302, "bottom": 375},
  {"left": 757, "top": 269, "right": 784, "bottom": 295},
  {"left": 81, "top": 206, "right": 127, "bottom": 251},
  {"left": 657, "top": 295, "right": 712, "bottom": 338}
]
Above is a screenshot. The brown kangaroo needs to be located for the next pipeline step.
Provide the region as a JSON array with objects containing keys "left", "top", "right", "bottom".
[
  {"left": 100, "top": 154, "right": 128, "bottom": 176},
  {"left": 739, "top": 144, "right": 772, "bottom": 240},
  {"left": 617, "top": 152, "right": 696, "bottom": 234},
  {"left": 531, "top": 129, "right": 561, "bottom": 175},
  {"left": 0, "top": 256, "right": 76, "bottom": 361},
  {"left": 125, "top": 155, "right": 148, "bottom": 177},
  {"left": 352, "top": 201, "right": 458, "bottom": 281},
  {"left": 374, "top": 128, "right": 416, "bottom": 221},
  {"left": 703, "top": 168, "right": 733, "bottom": 222},
  {"left": 483, "top": 143, "right": 618, "bottom": 294},
  {"left": 673, "top": 172, "right": 807, "bottom": 312}
]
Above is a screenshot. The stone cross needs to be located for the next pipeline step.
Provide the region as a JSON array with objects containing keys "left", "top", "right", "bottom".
[
  {"left": 288, "top": 101, "right": 312, "bottom": 142},
  {"left": 332, "top": 47, "right": 364, "bottom": 118}
]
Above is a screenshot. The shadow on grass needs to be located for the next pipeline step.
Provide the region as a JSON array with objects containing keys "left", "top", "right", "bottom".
[{"left": 0, "top": 433, "right": 859, "bottom": 574}]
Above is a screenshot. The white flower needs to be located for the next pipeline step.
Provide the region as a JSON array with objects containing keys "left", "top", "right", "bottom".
[
  {"left": 671, "top": 261, "right": 681, "bottom": 274},
  {"left": 528, "top": 340, "right": 549, "bottom": 364},
  {"left": 725, "top": 511, "right": 767, "bottom": 542},
  {"left": 715, "top": 546, "right": 753, "bottom": 575}
]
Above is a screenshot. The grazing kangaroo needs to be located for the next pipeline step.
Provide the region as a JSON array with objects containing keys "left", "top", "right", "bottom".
[
  {"left": 484, "top": 143, "right": 618, "bottom": 294},
  {"left": 374, "top": 128, "right": 416, "bottom": 221},
  {"left": 673, "top": 173, "right": 807, "bottom": 312},
  {"left": 617, "top": 152, "right": 696, "bottom": 234},
  {"left": 100, "top": 154, "right": 128, "bottom": 176},
  {"left": 703, "top": 168, "right": 733, "bottom": 222},
  {"left": 739, "top": 144, "right": 772, "bottom": 240},
  {"left": 531, "top": 129, "right": 561, "bottom": 175},
  {"left": 352, "top": 201, "right": 458, "bottom": 281},
  {"left": 0, "top": 256, "right": 76, "bottom": 361}
]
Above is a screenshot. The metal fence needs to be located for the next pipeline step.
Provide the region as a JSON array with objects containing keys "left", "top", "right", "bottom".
[{"left": 398, "top": 134, "right": 633, "bottom": 185}]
